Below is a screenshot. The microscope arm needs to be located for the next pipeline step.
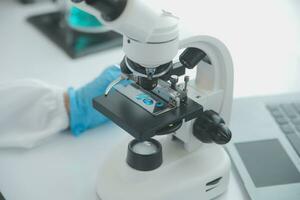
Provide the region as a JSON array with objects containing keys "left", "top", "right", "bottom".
[
  {"left": 180, "top": 36, "right": 234, "bottom": 123},
  {"left": 173, "top": 36, "right": 234, "bottom": 151}
]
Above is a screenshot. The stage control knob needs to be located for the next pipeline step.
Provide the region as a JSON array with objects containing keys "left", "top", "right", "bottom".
[{"left": 193, "top": 110, "right": 232, "bottom": 145}]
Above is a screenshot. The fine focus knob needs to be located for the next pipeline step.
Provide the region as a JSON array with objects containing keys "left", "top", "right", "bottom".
[{"left": 193, "top": 110, "right": 232, "bottom": 145}]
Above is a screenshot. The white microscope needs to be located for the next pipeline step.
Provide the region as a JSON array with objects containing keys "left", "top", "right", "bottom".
[{"left": 71, "top": 0, "right": 234, "bottom": 200}]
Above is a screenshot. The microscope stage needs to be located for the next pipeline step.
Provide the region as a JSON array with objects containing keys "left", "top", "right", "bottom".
[{"left": 93, "top": 89, "right": 203, "bottom": 140}]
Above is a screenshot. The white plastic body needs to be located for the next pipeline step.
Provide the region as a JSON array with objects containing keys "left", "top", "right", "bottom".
[
  {"left": 71, "top": 0, "right": 179, "bottom": 68},
  {"left": 96, "top": 36, "right": 234, "bottom": 200},
  {"left": 123, "top": 36, "right": 179, "bottom": 68},
  {"left": 174, "top": 35, "right": 234, "bottom": 152},
  {"left": 96, "top": 136, "right": 230, "bottom": 200}
]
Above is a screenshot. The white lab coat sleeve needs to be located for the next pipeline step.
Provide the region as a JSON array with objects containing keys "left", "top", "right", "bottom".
[{"left": 0, "top": 79, "right": 69, "bottom": 149}]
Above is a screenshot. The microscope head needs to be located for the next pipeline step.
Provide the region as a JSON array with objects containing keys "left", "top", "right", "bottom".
[{"left": 71, "top": 0, "right": 180, "bottom": 90}]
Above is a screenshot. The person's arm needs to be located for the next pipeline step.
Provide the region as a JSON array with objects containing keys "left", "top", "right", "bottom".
[
  {"left": 0, "top": 79, "right": 69, "bottom": 148},
  {"left": 0, "top": 65, "right": 121, "bottom": 149}
]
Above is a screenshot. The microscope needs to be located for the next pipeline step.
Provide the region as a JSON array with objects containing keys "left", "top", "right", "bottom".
[{"left": 71, "top": 0, "right": 234, "bottom": 199}]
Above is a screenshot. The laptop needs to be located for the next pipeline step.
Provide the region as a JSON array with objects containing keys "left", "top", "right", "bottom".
[{"left": 227, "top": 92, "right": 300, "bottom": 200}]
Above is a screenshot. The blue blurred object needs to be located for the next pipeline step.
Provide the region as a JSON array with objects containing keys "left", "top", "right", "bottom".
[
  {"left": 68, "top": 65, "right": 121, "bottom": 136},
  {"left": 155, "top": 101, "right": 165, "bottom": 108},
  {"left": 143, "top": 99, "right": 154, "bottom": 106},
  {"left": 136, "top": 93, "right": 150, "bottom": 100},
  {"left": 68, "top": 7, "right": 103, "bottom": 28}
]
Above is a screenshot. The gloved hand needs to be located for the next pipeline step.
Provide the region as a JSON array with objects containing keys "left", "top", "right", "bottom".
[{"left": 68, "top": 65, "right": 121, "bottom": 136}]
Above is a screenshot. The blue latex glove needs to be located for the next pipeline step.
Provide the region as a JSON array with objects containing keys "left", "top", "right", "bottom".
[{"left": 68, "top": 65, "right": 121, "bottom": 136}]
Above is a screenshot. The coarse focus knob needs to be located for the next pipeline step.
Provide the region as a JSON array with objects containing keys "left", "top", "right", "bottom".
[
  {"left": 179, "top": 47, "right": 207, "bottom": 69},
  {"left": 193, "top": 110, "right": 232, "bottom": 145}
]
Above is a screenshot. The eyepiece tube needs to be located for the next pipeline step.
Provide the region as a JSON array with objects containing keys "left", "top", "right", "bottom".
[{"left": 72, "top": 0, "right": 127, "bottom": 21}]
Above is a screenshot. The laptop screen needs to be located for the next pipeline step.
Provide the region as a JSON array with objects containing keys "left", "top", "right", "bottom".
[{"left": 235, "top": 139, "right": 300, "bottom": 188}]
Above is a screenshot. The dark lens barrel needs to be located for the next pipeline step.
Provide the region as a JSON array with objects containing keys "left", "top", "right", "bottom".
[
  {"left": 127, "top": 139, "right": 163, "bottom": 171},
  {"left": 120, "top": 57, "right": 132, "bottom": 75},
  {"left": 85, "top": 0, "right": 127, "bottom": 21},
  {"left": 137, "top": 77, "right": 158, "bottom": 91}
]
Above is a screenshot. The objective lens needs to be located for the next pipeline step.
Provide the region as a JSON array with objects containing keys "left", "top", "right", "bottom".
[{"left": 137, "top": 77, "right": 158, "bottom": 91}]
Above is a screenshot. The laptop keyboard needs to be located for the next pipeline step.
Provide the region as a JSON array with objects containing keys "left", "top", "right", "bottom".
[{"left": 267, "top": 102, "right": 300, "bottom": 157}]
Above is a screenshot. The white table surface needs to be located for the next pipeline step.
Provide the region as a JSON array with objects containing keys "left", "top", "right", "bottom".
[{"left": 0, "top": 0, "right": 299, "bottom": 199}]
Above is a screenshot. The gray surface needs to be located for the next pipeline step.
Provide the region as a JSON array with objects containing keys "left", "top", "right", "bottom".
[{"left": 235, "top": 139, "right": 300, "bottom": 188}]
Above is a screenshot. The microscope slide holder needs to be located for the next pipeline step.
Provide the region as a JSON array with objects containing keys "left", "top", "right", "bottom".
[{"left": 93, "top": 89, "right": 203, "bottom": 141}]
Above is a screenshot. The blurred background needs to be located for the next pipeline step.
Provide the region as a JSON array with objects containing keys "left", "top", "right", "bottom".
[
  {"left": 1, "top": 0, "right": 300, "bottom": 97},
  {"left": 0, "top": 1, "right": 299, "bottom": 200}
]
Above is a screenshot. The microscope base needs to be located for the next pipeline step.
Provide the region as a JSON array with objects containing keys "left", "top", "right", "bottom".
[{"left": 96, "top": 137, "right": 231, "bottom": 200}]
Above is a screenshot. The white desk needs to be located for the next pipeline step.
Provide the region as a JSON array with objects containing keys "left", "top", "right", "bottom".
[{"left": 0, "top": 0, "right": 299, "bottom": 199}]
